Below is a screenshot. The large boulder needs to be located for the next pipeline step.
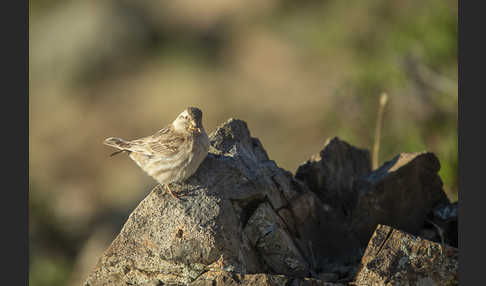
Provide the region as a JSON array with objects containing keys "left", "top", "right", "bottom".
[
  {"left": 295, "top": 137, "right": 372, "bottom": 219},
  {"left": 297, "top": 142, "right": 451, "bottom": 248},
  {"left": 353, "top": 224, "right": 458, "bottom": 285},
  {"left": 350, "top": 152, "right": 450, "bottom": 246},
  {"left": 85, "top": 119, "right": 357, "bottom": 286}
]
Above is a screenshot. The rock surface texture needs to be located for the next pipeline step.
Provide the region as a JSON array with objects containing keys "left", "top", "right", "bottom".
[
  {"left": 353, "top": 224, "right": 458, "bottom": 286},
  {"left": 349, "top": 152, "right": 450, "bottom": 246},
  {"left": 85, "top": 119, "right": 458, "bottom": 286},
  {"left": 295, "top": 137, "right": 372, "bottom": 219},
  {"left": 189, "top": 271, "right": 346, "bottom": 286}
]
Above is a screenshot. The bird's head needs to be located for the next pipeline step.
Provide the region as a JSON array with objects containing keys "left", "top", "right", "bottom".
[{"left": 172, "top": 107, "right": 204, "bottom": 133}]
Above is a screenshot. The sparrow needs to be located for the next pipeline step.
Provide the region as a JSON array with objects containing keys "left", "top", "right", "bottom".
[{"left": 103, "top": 107, "right": 210, "bottom": 199}]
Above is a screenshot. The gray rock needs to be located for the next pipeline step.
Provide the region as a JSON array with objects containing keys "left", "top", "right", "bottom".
[
  {"left": 289, "top": 191, "right": 362, "bottom": 268},
  {"left": 296, "top": 143, "right": 450, "bottom": 250},
  {"left": 432, "top": 202, "right": 458, "bottom": 248},
  {"left": 243, "top": 202, "right": 309, "bottom": 277},
  {"left": 350, "top": 152, "right": 450, "bottom": 246},
  {"left": 294, "top": 140, "right": 454, "bottom": 280},
  {"left": 433, "top": 201, "right": 457, "bottom": 221},
  {"left": 189, "top": 271, "right": 346, "bottom": 286},
  {"left": 317, "top": 272, "right": 339, "bottom": 283},
  {"left": 353, "top": 224, "right": 458, "bottom": 285},
  {"left": 295, "top": 137, "right": 372, "bottom": 219},
  {"left": 85, "top": 119, "right": 318, "bottom": 285},
  {"left": 85, "top": 120, "right": 456, "bottom": 286}
]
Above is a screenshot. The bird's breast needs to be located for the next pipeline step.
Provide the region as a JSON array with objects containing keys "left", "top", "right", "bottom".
[{"left": 143, "top": 132, "right": 209, "bottom": 185}]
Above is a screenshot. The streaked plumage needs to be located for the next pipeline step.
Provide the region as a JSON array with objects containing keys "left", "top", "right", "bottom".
[{"left": 103, "top": 107, "right": 210, "bottom": 198}]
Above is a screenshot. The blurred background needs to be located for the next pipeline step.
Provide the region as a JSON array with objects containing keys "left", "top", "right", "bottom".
[{"left": 29, "top": 0, "right": 457, "bottom": 285}]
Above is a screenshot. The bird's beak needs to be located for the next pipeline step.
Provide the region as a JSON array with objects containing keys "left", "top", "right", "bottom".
[{"left": 190, "top": 121, "right": 200, "bottom": 133}]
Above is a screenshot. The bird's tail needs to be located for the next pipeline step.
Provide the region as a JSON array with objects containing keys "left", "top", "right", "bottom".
[{"left": 103, "top": 137, "right": 132, "bottom": 156}]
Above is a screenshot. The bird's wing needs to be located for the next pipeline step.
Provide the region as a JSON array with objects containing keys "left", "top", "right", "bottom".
[
  {"left": 148, "top": 136, "right": 186, "bottom": 157},
  {"left": 127, "top": 125, "right": 188, "bottom": 157},
  {"left": 149, "top": 128, "right": 188, "bottom": 157},
  {"left": 151, "top": 125, "right": 173, "bottom": 138}
]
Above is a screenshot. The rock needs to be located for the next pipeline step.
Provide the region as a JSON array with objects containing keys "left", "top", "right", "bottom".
[
  {"left": 433, "top": 201, "right": 457, "bottom": 222},
  {"left": 243, "top": 202, "right": 310, "bottom": 277},
  {"left": 295, "top": 137, "right": 372, "bottom": 218},
  {"left": 432, "top": 202, "right": 458, "bottom": 248},
  {"left": 350, "top": 152, "right": 450, "bottom": 246},
  {"left": 189, "top": 270, "right": 346, "bottom": 286},
  {"left": 419, "top": 202, "right": 458, "bottom": 248},
  {"left": 85, "top": 119, "right": 327, "bottom": 285},
  {"left": 289, "top": 191, "right": 362, "bottom": 269},
  {"left": 85, "top": 120, "right": 457, "bottom": 286},
  {"left": 317, "top": 272, "right": 339, "bottom": 282},
  {"left": 295, "top": 140, "right": 451, "bottom": 264},
  {"left": 353, "top": 224, "right": 458, "bottom": 285}
]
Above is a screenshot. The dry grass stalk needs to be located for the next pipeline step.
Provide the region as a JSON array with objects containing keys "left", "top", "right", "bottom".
[{"left": 372, "top": 93, "right": 389, "bottom": 170}]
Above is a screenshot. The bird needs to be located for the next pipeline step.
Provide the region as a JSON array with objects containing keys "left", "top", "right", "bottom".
[{"left": 103, "top": 107, "right": 210, "bottom": 199}]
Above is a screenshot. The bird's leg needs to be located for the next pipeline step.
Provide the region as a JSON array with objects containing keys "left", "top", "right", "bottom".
[{"left": 165, "top": 184, "right": 179, "bottom": 199}]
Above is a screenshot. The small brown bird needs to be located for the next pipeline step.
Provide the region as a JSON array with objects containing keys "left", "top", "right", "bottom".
[{"left": 103, "top": 107, "right": 210, "bottom": 199}]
